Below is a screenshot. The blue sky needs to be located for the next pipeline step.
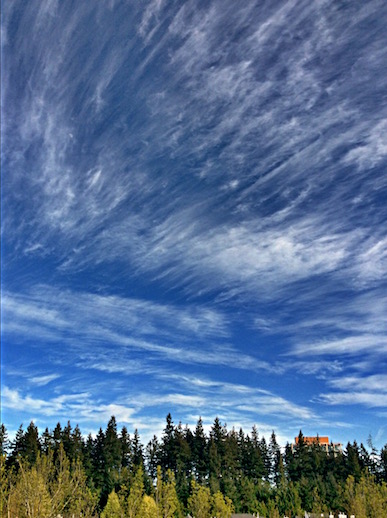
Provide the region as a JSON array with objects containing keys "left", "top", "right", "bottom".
[{"left": 2, "top": 0, "right": 387, "bottom": 448}]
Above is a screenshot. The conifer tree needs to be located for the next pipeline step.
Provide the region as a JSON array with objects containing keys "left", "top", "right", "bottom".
[
  {"left": 61, "top": 420, "right": 74, "bottom": 460},
  {"left": 40, "top": 427, "right": 53, "bottom": 454},
  {"left": 146, "top": 435, "right": 160, "bottom": 480},
  {"left": 121, "top": 426, "right": 132, "bottom": 468},
  {"left": 161, "top": 413, "right": 176, "bottom": 473},
  {"left": 132, "top": 429, "right": 144, "bottom": 469},
  {"left": 193, "top": 417, "right": 207, "bottom": 483},
  {"left": 380, "top": 444, "right": 387, "bottom": 483},
  {"left": 8, "top": 424, "right": 25, "bottom": 468},
  {"left": 21, "top": 421, "right": 41, "bottom": 466},
  {"left": 72, "top": 423, "right": 84, "bottom": 461}
]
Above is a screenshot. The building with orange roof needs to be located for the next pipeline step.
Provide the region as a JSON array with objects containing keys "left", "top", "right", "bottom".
[{"left": 293, "top": 435, "right": 342, "bottom": 454}]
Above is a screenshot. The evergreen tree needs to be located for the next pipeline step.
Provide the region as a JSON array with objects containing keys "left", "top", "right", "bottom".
[
  {"left": 345, "top": 441, "right": 362, "bottom": 482},
  {"left": 161, "top": 413, "right": 176, "bottom": 473},
  {"left": 275, "top": 479, "right": 302, "bottom": 517},
  {"left": 23, "top": 421, "right": 41, "bottom": 465},
  {"left": 61, "top": 420, "right": 74, "bottom": 461},
  {"left": 83, "top": 433, "right": 95, "bottom": 481},
  {"left": 193, "top": 417, "right": 207, "bottom": 483},
  {"left": 380, "top": 443, "right": 387, "bottom": 483},
  {"left": 146, "top": 435, "right": 160, "bottom": 480},
  {"left": 132, "top": 429, "right": 144, "bottom": 469},
  {"left": 72, "top": 424, "right": 84, "bottom": 461},
  {"left": 268, "top": 430, "right": 281, "bottom": 485},
  {"left": 8, "top": 424, "right": 25, "bottom": 468},
  {"left": 92, "top": 427, "right": 107, "bottom": 505},
  {"left": 259, "top": 435, "right": 270, "bottom": 481},
  {"left": 237, "top": 475, "right": 259, "bottom": 513},
  {"left": 174, "top": 422, "right": 191, "bottom": 505},
  {"left": 104, "top": 415, "right": 122, "bottom": 494},
  {"left": 121, "top": 426, "right": 132, "bottom": 468},
  {"left": 41, "top": 427, "right": 53, "bottom": 454},
  {"left": 53, "top": 422, "right": 62, "bottom": 452},
  {"left": 245, "top": 426, "right": 264, "bottom": 482}
]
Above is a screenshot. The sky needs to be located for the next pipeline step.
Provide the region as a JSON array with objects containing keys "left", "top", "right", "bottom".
[{"left": 1, "top": 0, "right": 387, "bottom": 449}]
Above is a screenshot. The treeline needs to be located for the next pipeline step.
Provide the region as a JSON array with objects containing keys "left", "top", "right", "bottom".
[{"left": 1, "top": 415, "right": 387, "bottom": 517}]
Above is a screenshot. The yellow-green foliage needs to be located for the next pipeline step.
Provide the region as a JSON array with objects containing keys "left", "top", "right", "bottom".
[
  {"left": 4, "top": 446, "right": 97, "bottom": 518},
  {"left": 344, "top": 473, "right": 387, "bottom": 518},
  {"left": 156, "top": 466, "right": 181, "bottom": 518},
  {"left": 101, "top": 489, "right": 123, "bottom": 518},
  {"left": 187, "top": 480, "right": 212, "bottom": 518},
  {"left": 140, "top": 494, "right": 158, "bottom": 518},
  {"left": 211, "top": 490, "right": 234, "bottom": 518},
  {"left": 126, "top": 466, "right": 144, "bottom": 518}
]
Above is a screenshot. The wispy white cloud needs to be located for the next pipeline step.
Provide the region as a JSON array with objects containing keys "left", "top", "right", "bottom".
[
  {"left": 3, "top": 286, "right": 274, "bottom": 375},
  {"left": 29, "top": 374, "right": 61, "bottom": 386},
  {"left": 162, "top": 373, "right": 316, "bottom": 422},
  {"left": 291, "top": 335, "right": 386, "bottom": 358},
  {"left": 317, "top": 373, "right": 387, "bottom": 409},
  {"left": 329, "top": 374, "right": 387, "bottom": 393},
  {"left": 318, "top": 392, "right": 387, "bottom": 408}
]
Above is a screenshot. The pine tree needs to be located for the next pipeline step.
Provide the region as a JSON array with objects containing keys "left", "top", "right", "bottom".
[
  {"left": 345, "top": 441, "right": 362, "bottom": 482},
  {"left": 268, "top": 430, "right": 280, "bottom": 484},
  {"left": 132, "top": 429, "right": 144, "bottom": 469},
  {"left": 259, "top": 436, "right": 270, "bottom": 481},
  {"left": 161, "top": 413, "right": 176, "bottom": 473},
  {"left": 41, "top": 427, "right": 53, "bottom": 454},
  {"left": 121, "top": 426, "right": 133, "bottom": 468},
  {"left": 193, "top": 417, "right": 207, "bottom": 483},
  {"left": 71, "top": 423, "right": 84, "bottom": 461},
  {"left": 275, "top": 479, "right": 302, "bottom": 517},
  {"left": 62, "top": 420, "right": 74, "bottom": 461},
  {"left": 380, "top": 443, "right": 387, "bottom": 483},
  {"left": 245, "top": 426, "right": 264, "bottom": 482},
  {"left": 8, "top": 424, "right": 25, "bottom": 467},
  {"left": 23, "top": 421, "right": 41, "bottom": 465},
  {"left": 146, "top": 435, "right": 160, "bottom": 480},
  {"left": 174, "top": 422, "right": 191, "bottom": 505},
  {"left": 105, "top": 416, "right": 122, "bottom": 472},
  {"left": 104, "top": 416, "right": 122, "bottom": 496}
]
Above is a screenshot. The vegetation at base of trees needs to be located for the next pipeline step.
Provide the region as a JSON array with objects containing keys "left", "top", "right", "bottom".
[{"left": 0, "top": 418, "right": 386, "bottom": 517}]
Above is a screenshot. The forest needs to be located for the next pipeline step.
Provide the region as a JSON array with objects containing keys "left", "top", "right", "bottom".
[{"left": 1, "top": 414, "right": 386, "bottom": 517}]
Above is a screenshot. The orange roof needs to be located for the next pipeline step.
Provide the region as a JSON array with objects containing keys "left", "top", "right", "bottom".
[{"left": 295, "top": 436, "right": 329, "bottom": 445}]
